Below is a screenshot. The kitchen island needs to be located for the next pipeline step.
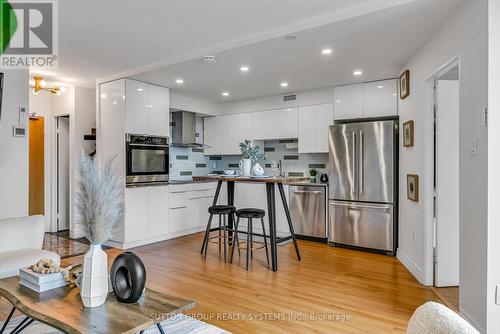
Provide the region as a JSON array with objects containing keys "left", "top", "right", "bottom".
[{"left": 193, "top": 175, "right": 308, "bottom": 271}]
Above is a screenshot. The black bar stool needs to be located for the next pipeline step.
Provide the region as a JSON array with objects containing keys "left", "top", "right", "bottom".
[
  {"left": 200, "top": 205, "right": 236, "bottom": 262},
  {"left": 230, "top": 208, "right": 270, "bottom": 270}
]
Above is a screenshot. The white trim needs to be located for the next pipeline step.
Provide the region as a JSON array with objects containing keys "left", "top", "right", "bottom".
[
  {"left": 95, "top": 0, "right": 413, "bottom": 85},
  {"left": 423, "top": 56, "right": 461, "bottom": 287},
  {"left": 460, "top": 309, "right": 485, "bottom": 334},
  {"left": 397, "top": 248, "right": 425, "bottom": 284}
]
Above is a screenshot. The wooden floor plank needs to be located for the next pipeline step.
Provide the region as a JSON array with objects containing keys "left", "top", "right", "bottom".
[{"left": 1, "top": 233, "right": 441, "bottom": 333}]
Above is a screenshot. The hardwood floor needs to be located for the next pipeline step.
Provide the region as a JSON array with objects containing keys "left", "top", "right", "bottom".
[
  {"left": 1, "top": 233, "right": 441, "bottom": 333},
  {"left": 431, "top": 286, "right": 459, "bottom": 312}
]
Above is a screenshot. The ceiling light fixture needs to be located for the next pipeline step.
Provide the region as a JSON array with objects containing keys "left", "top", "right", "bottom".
[
  {"left": 222, "top": 91, "right": 230, "bottom": 97},
  {"left": 31, "top": 76, "right": 62, "bottom": 95},
  {"left": 377, "top": 85, "right": 384, "bottom": 89},
  {"left": 240, "top": 66, "right": 249, "bottom": 72},
  {"left": 281, "top": 82, "right": 289, "bottom": 88},
  {"left": 137, "top": 88, "right": 144, "bottom": 92},
  {"left": 322, "top": 48, "right": 333, "bottom": 55},
  {"left": 176, "top": 79, "right": 184, "bottom": 84},
  {"left": 353, "top": 70, "right": 363, "bottom": 76}
]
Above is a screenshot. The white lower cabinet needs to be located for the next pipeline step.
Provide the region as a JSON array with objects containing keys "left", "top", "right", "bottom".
[{"left": 123, "top": 185, "right": 169, "bottom": 247}]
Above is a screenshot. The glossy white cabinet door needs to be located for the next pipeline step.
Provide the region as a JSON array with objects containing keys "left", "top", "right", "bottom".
[
  {"left": 298, "top": 105, "right": 316, "bottom": 153},
  {"left": 333, "top": 84, "right": 364, "bottom": 120},
  {"left": 125, "top": 79, "right": 149, "bottom": 135},
  {"left": 252, "top": 110, "right": 275, "bottom": 140},
  {"left": 219, "top": 113, "right": 252, "bottom": 155},
  {"left": 277, "top": 108, "right": 298, "bottom": 139},
  {"left": 203, "top": 116, "right": 219, "bottom": 155},
  {"left": 148, "top": 85, "right": 170, "bottom": 137},
  {"left": 315, "top": 104, "right": 334, "bottom": 153},
  {"left": 148, "top": 186, "right": 169, "bottom": 237},
  {"left": 363, "top": 79, "right": 398, "bottom": 118},
  {"left": 125, "top": 187, "right": 149, "bottom": 242}
]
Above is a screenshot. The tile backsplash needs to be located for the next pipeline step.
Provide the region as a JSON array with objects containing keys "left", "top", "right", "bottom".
[{"left": 170, "top": 139, "right": 328, "bottom": 180}]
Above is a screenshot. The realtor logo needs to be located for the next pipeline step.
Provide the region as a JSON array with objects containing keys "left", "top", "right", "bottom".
[{"left": 0, "top": 0, "right": 58, "bottom": 68}]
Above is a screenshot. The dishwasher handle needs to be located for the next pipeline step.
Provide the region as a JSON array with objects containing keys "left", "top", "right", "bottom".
[{"left": 293, "top": 190, "right": 324, "bottom": 195}]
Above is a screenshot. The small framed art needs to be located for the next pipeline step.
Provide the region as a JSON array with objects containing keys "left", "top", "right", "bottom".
[
  {"left": 407, "top": 174, "right": 419, "bottom": 202},
  {"left": 403, "top": 120, "right": 414, "bottom": 147},
  {"left": 399, "top": 70, "right": 410, "bottom": 99}
]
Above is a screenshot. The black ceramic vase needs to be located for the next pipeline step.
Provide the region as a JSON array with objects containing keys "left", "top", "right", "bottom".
[{"left": 110, "top": 252, "right": 146, "bottom": 303}]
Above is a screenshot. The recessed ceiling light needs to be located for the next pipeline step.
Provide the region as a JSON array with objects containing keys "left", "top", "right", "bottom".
[
  {"left": 392, "top": 93, "right": 398, "bottom": 97},
  {"left": 281, "top": 82, "right": 289, "bottom": 88},
  {"left": 176, "top": 79, "right": 184, "bottom": 84},
  {"left": 322, "top": 48, "right": 333, "bottom": 55},
  {"left": 353, "top": 70, "right": 363, "bottom": 76},
  {"left": 377, "top": 85, "right": 384, "bottom": 89},
  {"left": 222, "top": 91, "right": 230, "bottom": 97},
  {"left": 336, "top": 99, "right": 342, "bottom": 103},
  {"left": 137, "top": 88, "right": 144, "bottom": 92},
  {"left": 240, "top": 66, "right": 249, "bottom": 72}
]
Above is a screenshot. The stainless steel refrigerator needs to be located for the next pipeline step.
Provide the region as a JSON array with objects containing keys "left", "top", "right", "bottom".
[{"left": 328, "top": 119, "right": 398, "bottom": 254}]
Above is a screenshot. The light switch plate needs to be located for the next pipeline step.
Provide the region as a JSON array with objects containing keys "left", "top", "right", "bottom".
[
  {"left": 496, "top": 285, "right": 500, "bottom": 305},
  {"left": 470, "top": 136, "right": 478, "bottom": 156}
]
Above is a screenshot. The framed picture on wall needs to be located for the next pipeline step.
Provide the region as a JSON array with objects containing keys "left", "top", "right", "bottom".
[
  {"left": 403, "top": 120, "right": 414, "bottom": 147},
  {"left": 407, "top": 174, "right": 419, "bottom": 202},
  {"left": 399, "top": 70, "right": 410, "bottom": 99}
]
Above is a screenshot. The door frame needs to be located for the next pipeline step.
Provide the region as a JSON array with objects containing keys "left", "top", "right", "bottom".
[{"left": 423, "top": 56, "right": 461, "bottom": 285}]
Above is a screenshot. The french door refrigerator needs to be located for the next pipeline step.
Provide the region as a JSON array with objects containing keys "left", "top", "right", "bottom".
[{"left": 328, "top": 119, "right": 398, "bottom": 254}]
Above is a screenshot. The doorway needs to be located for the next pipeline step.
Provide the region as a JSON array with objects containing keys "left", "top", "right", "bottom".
[
  {"left": 29, "top": 116, "right": 45, "bottom": 215},
  {"left": 56, "top": 116, "right": 70, "bottom": 232},
  {"left": 431, "top": 63, "right": 460, "bottom": 311}
]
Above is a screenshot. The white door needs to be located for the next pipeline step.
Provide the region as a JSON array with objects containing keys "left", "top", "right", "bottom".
[
  {"left": 363, "top": 79, "right": 398, "bottom": 118},
  {"left": 298, "top": 106, "right": 316, "bottom": 153},
  {"left": 203, "top": 116, "right": 219, "bottom": 155},
  {"left": 252, "top": 110, "right": 275, "bottom": 140},
  {"left": 435, "top": 80, "right": 460, "bottom": 287},
  {"left": 315, "top": 104, "right": 334, "bottom": 153},
  {"left": 148, "top": 186, "right": 169, "bottom": 238},
  {"left": 124, "top": 187, "right": 149, "bottom": 242},
  {"left": 333, "top": 84, "right": 364, "bottom": 120},
  {"left": 148, "top": 85, "right": 170, "bottom": 137},
  {"left": 125, "top": 79, "right": 149, "bottom": 135},
  {"left": 57, "top": 117, "right": 70, "bottom": 231},
  {"left": 276, "top": 108, "right": 298, "bottom": 139}
]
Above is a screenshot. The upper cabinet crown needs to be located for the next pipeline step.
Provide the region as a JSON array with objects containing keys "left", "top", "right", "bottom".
[
  {"left": 125, "top": 79, "right": 170, "bottom": 137},
  {"left": 333, "top": 79, "right": 397, "bottom": 120}
]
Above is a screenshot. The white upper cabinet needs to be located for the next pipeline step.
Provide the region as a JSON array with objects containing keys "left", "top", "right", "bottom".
[
  {"left": 298, "top": 104, "right": 333, "bottom": 153},
  {"left": 252, "top": 108, "right": 298, "bottom": 140},
  {"left": 148, "top": 84, "right": 170, "bottom": 137},
  {"left": 333, "top": 84, "right": 364, "bottom": 120},
  {"left": 125, "top": 79, "right": 169, "bottom": 136},
  {"left": 203, "top": 113, "right": 252, "bottom": 155},
  {"left": 315, "top": 104, "right": 334, "bottom": 153},
  {"left": 125, "top": 80, "right": 149, "bottom": 134},
  {"left": 363, "top": 79, "right": 398, "bottom": 118}
]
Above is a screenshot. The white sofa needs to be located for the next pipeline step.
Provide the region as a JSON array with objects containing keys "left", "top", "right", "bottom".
[
  {"left": 0, "top": 215, "right": 60, "bottom": 279},
  {"left": 407, "top": 302, "right": 479, "bottom": 334}
]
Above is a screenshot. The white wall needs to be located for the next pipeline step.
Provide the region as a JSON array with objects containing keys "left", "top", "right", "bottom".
[
  {"left": 397, "top": 0, "right": 488, "bottom": 331},
  {"left": 170, "top": 92, "right": 218, "bottom": 116},
  {"left": 0, "top": 70, "right": 29, "bottom": 219},
  {"left": 487, "top": 0, "right": 500, "bottom": 332},
  {"left": 218, "top": 87, "right": 333, "bottom": 114}
]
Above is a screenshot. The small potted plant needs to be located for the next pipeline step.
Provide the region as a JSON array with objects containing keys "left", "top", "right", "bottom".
[
  {"left": 238, "top": 139, "right": 265, "bottom": 176},
  {"left": 309, "top": 168, "right": 318, "bottom": 183}
]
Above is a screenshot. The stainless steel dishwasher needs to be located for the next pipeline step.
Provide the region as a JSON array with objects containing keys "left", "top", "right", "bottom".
[{"left": 289, "top": 185, "right": 327, "bottom": 242}]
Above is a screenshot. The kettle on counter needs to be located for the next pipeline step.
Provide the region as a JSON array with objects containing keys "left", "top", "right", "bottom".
[{"left": 320, "top": 174, "right": 328, "bottom": 183}]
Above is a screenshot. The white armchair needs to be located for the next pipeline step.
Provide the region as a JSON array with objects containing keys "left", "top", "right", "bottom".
[{"left": 0, "top": 215, "right": 60, "bottom": 279}]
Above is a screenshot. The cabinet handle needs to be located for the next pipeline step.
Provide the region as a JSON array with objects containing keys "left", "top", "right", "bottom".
[{"left": 170, "top": 206, "right": 187, "bottom": 210}]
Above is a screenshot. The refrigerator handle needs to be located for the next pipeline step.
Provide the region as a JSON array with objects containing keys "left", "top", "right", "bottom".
[
  {"left": 352, "top": 131, "right": 357, "bottom": 194},
  {"left": 359, "top": 130, "right": 364, "bottom": 194}
]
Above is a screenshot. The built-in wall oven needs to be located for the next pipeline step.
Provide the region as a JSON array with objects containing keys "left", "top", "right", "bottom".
[{"left": 126, "top": 134, "right": 169, "bottom": 184}]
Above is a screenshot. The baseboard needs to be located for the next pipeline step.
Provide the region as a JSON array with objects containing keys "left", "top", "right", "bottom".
[
  {"left": 396, "top": 249, "right": 425, "bottom": 284},
  {"left": 460, "top": 309, "right": 484, "bottom": 333}
]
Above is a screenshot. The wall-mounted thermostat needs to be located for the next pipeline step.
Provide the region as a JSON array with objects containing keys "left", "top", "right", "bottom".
[
  {"left": 13, "top": 125, "right": 26, "bottom": 137},
  {"left": 19, "top": 107, "right": 27, "bottom": 125}
]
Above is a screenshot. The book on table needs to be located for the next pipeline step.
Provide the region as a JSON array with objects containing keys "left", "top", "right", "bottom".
[{"left": 18, "top": 267, "right": 67, "bottom": 292}]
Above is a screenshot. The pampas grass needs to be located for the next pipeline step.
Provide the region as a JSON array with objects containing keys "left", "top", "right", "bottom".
[{"left": 77, "top": 154, "right": 123, "bottom": 245}]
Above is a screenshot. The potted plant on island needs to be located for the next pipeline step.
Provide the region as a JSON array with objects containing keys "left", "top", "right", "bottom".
[
  {"left": 76, "top": 154, "right": 123, "bottom": 307},
  {"left": 238, "top": 139, "right": 266, "bottom": 176}
]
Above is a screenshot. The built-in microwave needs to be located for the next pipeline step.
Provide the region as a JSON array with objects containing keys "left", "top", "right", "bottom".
[{"left": 126, "top": 134, "right": 169, "bottom": 184}]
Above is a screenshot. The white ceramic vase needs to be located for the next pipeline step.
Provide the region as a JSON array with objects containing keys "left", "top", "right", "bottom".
[
  {"left": 80, "top": 244, "right": 108, "bottom": 307},
  {"left": 239, "top": 158, "right": 252, "bottom": 176}
]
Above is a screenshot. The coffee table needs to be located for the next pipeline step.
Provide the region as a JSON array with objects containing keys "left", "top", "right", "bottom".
[{"left": 0, "top": 276, "right": 196, "bottom": 334}]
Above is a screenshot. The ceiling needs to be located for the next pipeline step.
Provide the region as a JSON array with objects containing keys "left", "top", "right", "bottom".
[
  {"left": 130, "top": 0, "right": 463, "bottom": 102},
  {"left": 31, "top": 0, "right": 463, "bottom": 101},
  {"left": 31, "top": 0, "right": 421, "bottom": 87}
]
